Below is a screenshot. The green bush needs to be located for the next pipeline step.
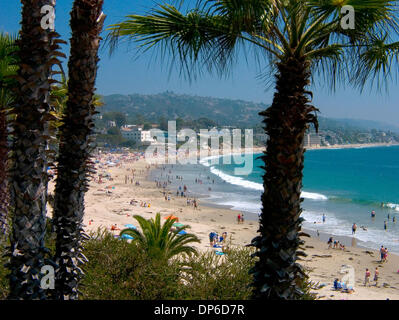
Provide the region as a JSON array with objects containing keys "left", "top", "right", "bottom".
[
  {"left": 0, "top": 228, "right": 314, "bottom": 300},
  {"left": 79, "top": 229, "right": 182, "bottom": 300},
  {"left": 176, "top": 246, "right": 255, "bottom": 300},
  {"left": 79, "top": 230, "right": 255, "bottom": 300}
]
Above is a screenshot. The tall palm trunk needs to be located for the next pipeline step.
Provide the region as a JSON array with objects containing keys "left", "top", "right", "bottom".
[
  {"left": 7, "top": 0, "right": 63, "bottom": 299},
  {"left": 53, "top": 0, "right": 105, "bottom": 300},
  {"left": 250, "top": 57, "right": 318, "bottom": 300},
  {"left": 0, "top": 109, "right": 7, "bottom": 239}
]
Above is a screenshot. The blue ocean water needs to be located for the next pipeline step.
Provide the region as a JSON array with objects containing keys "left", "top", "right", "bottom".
[{"left": 200, "top": 146, "right": 399, "bottom": 253}]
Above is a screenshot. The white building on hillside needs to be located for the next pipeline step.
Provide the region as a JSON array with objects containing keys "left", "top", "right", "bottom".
[{"left": 121, "top": 126, "right": 155, "bottom": 145}]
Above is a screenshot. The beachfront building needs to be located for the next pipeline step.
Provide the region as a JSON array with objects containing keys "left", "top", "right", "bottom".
[
  {"left": 121, "top": 126, "right": 155, "bottom": 145},
  {"left": 304, "top": 133, "right": 321, "bottom": 148}
]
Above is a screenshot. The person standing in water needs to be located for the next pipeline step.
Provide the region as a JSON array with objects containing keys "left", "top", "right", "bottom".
[
  {"left": 352, "top": 223, "right": 357, "bottom": 235},
  {"left": 322, "top": 214, "right": 326, "bottom": 223},
  {"left": 384, "top": 220, "right": 387, "bottom": 231},
  {"left": 371, "top": 210, "right": 376, "bottom": 218}
]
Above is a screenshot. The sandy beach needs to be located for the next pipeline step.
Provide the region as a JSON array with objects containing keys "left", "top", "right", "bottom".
[{"left": 48, "top": 150, "right": 399, "bottom": 300}]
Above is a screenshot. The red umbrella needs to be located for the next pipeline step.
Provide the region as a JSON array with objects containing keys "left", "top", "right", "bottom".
[{"left": 164, "top": 215, "right": 179, "bottom": 222}]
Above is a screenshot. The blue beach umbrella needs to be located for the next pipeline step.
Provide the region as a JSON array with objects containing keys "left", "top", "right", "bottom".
[
  {"left": 124, "top": 224, "right": 137, "bottom": 229},
  {"left": 120, "top": 234, "right": 134, "bottom": 240}
]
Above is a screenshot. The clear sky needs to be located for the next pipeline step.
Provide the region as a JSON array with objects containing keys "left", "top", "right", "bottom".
[{"left": 1, "top": 0, "right": 398, "bottom": 126}]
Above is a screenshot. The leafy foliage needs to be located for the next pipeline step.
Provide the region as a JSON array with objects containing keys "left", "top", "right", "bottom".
[
  {"left": 0, "top": 228, "right": 314, "bottom": 300},
  {"left": 119, "top": 213, "right": 200, "bottom": 262}
]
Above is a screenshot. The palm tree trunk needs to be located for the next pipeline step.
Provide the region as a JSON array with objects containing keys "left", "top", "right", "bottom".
[
  {"left": 0, "top": 109, "right": 7, "bottom": 240},
  {"left": 53, "top": 0, "right": 105, "bottom": 300},
  {"left": 7, "top": 0, "right": 63, "bottom": 299},
  {"left": 250, "top": 56, "right": 318, "bottom": 300}
]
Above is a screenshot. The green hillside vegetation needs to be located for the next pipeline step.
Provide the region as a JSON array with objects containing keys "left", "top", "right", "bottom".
[
  {"left": 96, "top": 92, "right": 399, "bottom": 148},
  {"left": 101, "top": 91, "right": 267, "bottom": 127}
]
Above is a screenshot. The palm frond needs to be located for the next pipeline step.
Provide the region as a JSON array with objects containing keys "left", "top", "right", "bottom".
[
  {"left": 352, "top": 34, "right": 399, "bottom": 91},
  {"left": 123, "top": 213, "right": 200, "bottom": 261}
]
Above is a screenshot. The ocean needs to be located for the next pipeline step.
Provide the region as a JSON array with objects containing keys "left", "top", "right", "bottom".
[{"left": 150, "top": 145, "right": 399, "bottom": 253}]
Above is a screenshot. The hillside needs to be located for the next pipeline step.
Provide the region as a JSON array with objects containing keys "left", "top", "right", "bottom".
[
  {"left": 100, "top": 92, "right": 399, "bottom": 134},
  {"left": 101, "top": 91, "right": 267, "bottom": 127}
]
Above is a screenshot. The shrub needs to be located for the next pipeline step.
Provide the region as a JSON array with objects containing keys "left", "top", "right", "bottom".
[
  {"left": 176, "top": 246, "right": 256, "bottom": 300},
  {"left": 79, "top": 229, "right": 182, "bottom": 300},
  {"left": 0, "top": 228, "right": 314, "bottom": 300}
]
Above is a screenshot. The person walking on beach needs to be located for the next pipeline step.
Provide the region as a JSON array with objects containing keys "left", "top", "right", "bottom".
[
  {"left": 380, "top": 246, "right": 385, "bottom": 262},
  {"left": 383, "top": 247, "right": 388, "bottom": 262},
  {"left": 364, "top": 268, "right": 371, "bottom": 287},
  {"left": 374, "top": 267, "right": 379, "bottom": 287},
  {"left": 352, "top": 223, "right": 357, "bottom": 235},
  {"left": 237, "top": 213, "right": 241, "bottom": 224},
  {"left": 241, "top": 213, "right": 245, "bottom": 224}
]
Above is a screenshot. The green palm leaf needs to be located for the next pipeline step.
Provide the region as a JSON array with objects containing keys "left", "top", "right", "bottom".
[{"left": 119, "top": 213, "right": 200, "bottom": 261}]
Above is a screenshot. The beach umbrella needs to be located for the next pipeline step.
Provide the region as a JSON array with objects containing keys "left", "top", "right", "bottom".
[
  {"left": 164, "top": 215, "right": 179, "bottom": 222},
  {"left": 120, "top": 234, "right": 134, "bottom": 240},
  {"left": 124, "top": 224, "right": 137, "bottom": 229}
]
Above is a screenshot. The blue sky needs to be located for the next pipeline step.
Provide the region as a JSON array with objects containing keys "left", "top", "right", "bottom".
[{"left": 1, "top": 0, "right": 398, "bottom": 126}]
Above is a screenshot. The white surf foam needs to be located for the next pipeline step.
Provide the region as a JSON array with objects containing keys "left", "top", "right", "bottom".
[
  {"left": 208, "top": 166, "right": 328, "bottom": 201},
  {"left": 385, "top": 203, "right": 399, "bottom": 211}
]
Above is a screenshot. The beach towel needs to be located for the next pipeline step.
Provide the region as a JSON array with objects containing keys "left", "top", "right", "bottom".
[
  {"left": 215, "top": 251, "right": 225, "bottom": 255},
  {"left": 177, "top": 230, "right": 187, "bottom": 235}
]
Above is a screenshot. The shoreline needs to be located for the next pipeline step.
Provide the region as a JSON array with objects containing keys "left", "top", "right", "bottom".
[
  {"left": 197, "top": 193, "right": 398, "bottom": 255},
  {"left": 250, "top": 142, "right": 399, "bottom": 153},
  {"left": 47, "top": 151, "right": 399, "bottom": 299},
  {"left": 152, "top": 147, "right": 399, "bottom": 256},
  {"left": 307, "top": 142, "right": 399, "bottom": 151}
]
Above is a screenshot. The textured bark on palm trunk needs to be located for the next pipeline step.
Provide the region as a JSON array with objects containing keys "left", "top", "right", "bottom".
[
  {"left": 53, "top": 0, "right": 104, "bottom": 300},
  {"left": 0, "top": 110, "right": 7, "bottom": 239},
  {"left": 7, "top": 0, "right": 62, "bottom": 299},
  {"left": 250, "top": 57, "right": 317, "bottom": 300}
]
